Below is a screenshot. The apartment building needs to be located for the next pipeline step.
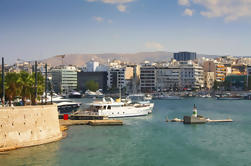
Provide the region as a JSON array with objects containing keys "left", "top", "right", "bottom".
[{"left": 140, "top": 62, "right": 156, "bottom": 93}]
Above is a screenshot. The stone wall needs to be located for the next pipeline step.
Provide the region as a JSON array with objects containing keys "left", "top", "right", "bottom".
[{"left": 0, "top": 104, "right": 62, "bottom": 151}]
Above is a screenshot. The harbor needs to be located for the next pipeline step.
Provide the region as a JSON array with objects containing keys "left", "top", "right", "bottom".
[{"left": 1, "top": 98, "right": 250, "bottom": 166}]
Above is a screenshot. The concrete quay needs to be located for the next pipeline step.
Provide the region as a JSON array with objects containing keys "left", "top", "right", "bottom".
[
  {"left": 59, "top": 119, "right": 123, "bottom": 127},
  {"left": 167, "top": 117, "right": 233, "bottom": 124},
  {"left": 207, "top": 119, "right": 233, "bottom": 123}
]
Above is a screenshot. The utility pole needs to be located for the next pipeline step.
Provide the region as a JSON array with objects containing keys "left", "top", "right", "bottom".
[
  {"left": 35, "top": 61, "right": 37, "bottom": 105},
  {"left": 45, "top": 63, "right": 48, "bottom": 104},
  {"left": 1, "top": 57, "right": 5, "bottom": 106}
]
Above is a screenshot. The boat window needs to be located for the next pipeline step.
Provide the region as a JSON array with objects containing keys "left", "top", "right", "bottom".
[
  {"left": 95, "top": 106, "right": 101, "bottom": 111},
  {"left": 108, "top": 106, "right": 111, "bottom": 109}
]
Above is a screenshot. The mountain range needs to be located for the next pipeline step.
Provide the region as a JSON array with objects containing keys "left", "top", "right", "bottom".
[{"left": 43, "top": 51, "right": 220, "bottom": 66}]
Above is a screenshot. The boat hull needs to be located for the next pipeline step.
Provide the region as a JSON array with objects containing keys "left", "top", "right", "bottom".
[
  {"left": 58, "top": 105, "right": 80, "bottom": 114},
  {"left": 98, "top": 105, "right": 153, "bottom": 118}
]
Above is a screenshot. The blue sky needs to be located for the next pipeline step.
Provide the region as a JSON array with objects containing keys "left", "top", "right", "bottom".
[{"left": 1, "top": 0, "right": 251, "bottom": 64}]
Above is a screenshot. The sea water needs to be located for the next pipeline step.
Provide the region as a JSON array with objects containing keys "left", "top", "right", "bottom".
[{"left": 1, "top": 98, "right": 251, "bottom": 166}]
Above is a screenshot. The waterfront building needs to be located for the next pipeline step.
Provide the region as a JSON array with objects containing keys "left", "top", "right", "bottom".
[
  {"left": 215, "top": 64, "right": 227, "bottom": 82},
  {"left": 77, "top": 71, "right": 108, "bottom": 92},
  {"left": 174, "top": 52, "right": 197, "bottom": 61},
  {"left": 225, "top": 75, "right": 246, "bottom": 91},
  {"left": 140, "top": 62, "right": 156, "bottom": 93},
  {"left": 179, "top": 61, "right": 204, "bottom": 89},
  {"left": 107, "top": 66, "right": 133, "bottom": 90},
  {"left": 156, "top": 67, "right": 180, "bottom": 91},
  {"left": 126, "top": 64, "right": 141, "bottom": 93},
  {"left": 51, "top": 66, "right": 77, "bottom": 94}
]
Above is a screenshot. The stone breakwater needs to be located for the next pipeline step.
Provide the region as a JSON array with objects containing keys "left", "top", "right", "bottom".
[{"left": 0, "top": 104, "right": 62, "bottom": 152}]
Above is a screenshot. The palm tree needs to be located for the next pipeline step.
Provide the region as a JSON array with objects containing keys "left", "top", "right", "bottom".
[
  {"left": 5, "top": 72, "right": 20, "bottom": 106},
  {"left": 17, "top": 71, "right": 32, "bottom": 105}
]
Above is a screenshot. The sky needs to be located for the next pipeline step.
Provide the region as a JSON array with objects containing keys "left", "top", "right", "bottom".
[{"left": 1, "top": 0, "right": 251, "bottom": 64}]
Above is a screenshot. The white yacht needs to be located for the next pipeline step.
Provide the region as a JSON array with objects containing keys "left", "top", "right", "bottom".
[{"left": 86, "top": 98, "right": 153, "bottom": 118}]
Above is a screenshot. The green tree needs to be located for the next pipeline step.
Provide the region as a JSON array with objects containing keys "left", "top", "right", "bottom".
[
  {"left": 29, "top": 72, "right": 45, "bottom": 105},
  {"left": 17, "top": 71, "right": 34, "bottom": 105},
  {"left": 85, "top": 80, "right": 99, "bottom": 91},
  {"left": 5, "top": 72, "right": 21, "bottom": 106}
]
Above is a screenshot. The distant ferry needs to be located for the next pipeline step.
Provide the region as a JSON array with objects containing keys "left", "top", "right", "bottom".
[
  {"left": 85, "top": 98, "right": 153, "bottom": 118},
  {"left": 215, "top": 94, "right": 242, "bottom": 100}
]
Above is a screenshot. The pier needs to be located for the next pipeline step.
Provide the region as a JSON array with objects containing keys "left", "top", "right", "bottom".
[
  {"left": 168, "top": 117, "right": 233, "bottom": 124},
  {"left": 167, "top": 104, "right": 233, "bottom": 124},
  {"left": 59, "top": 119, "right": 123, "bottom": 127},
  {"left": 207, "top": 119, "right": 233, "bottom": 123}
]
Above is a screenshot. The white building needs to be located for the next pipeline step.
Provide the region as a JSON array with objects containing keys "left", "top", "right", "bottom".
[
  {"left": 179, "top": 61, "right": 204, "bottom": 89},
  {"left": 86, "top": 60, "right": 99, "bottom": 72},
  {"left": 156, "top": 67, "right": 180, "bottom": 91}
]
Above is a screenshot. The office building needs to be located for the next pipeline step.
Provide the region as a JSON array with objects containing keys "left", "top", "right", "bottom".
[{"left": 174, "top": 52, "right": 197, "bottom": 61}]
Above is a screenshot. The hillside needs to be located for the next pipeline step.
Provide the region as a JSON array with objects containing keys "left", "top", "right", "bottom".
[{"left": 43, "top": 51, "right": 219, "bottom": 66}]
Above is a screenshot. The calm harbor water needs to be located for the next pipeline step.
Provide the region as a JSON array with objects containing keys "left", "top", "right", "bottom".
[{"left": 1, "top": 98, "right": 251, "bottom": 166}]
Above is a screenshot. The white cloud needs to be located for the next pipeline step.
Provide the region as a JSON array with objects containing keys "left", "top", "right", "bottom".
[
  {"left": 184, "top": 8, "right": 193, "bottom": 16},
  {"left": 117, "top": 4, "right": 127, "bottom": 12},
  {"left": 191, "top": 0, "right": 251, "bottom": 22},
  {"left": 93, "top": 16, "right": 104, "bottom": 22},
  {"left": 87, "top": 0, "right": 134, "bottom": 12},
  {"left": 178, "top": 0, "right": 190, "bottom": 6},
  {"left": 145, "top": 42, "right": 164, "bottom": 51}
]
